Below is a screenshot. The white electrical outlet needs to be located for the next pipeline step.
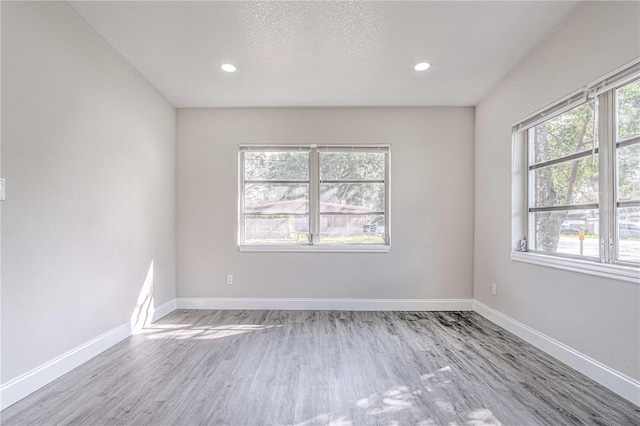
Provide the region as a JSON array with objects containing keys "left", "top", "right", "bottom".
[
  {"left": 0, "top": 178, "right": 5, "bottom": 201},
  {"left": 491, "top": 283, "right": 497, "bottom": 296},
  {"left": 226, "top": 274, "right": 233, "bottom": 285}
]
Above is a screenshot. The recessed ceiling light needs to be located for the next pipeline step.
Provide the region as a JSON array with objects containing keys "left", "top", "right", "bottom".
[
  {"left": 221, "top": 63, "right": 237, "bottom": 72},
  {"left": 414, "top": 62, "right": 431, "bottom": 71}
]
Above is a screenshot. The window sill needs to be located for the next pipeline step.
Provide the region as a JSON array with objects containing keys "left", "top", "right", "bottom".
[
  {"left": 510, "top": 251, "right": 639, "bottom": 284},
  {"left": 239, "top": 244, "right": 390, "bottom": 253}
]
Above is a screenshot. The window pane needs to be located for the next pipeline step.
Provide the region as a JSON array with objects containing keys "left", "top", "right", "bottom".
[
  {"left": 617, "top": 142, "right": 640, "bottom": 201},
  {"left": 616, "top": 79, "right": 640, "bottom": 142},
  {"left": 319, "top": 214, "right": 385, "bottom": 244},
  {"left": 244, "top": 183, "right": 308, "bottom": 212},
  {"left": 532, "top": 209, "right": 599, "bottom": 258},
  {"left": 244, "top": 215, "right": 309, "bottom": 244},
  {"left": 529, "top": 101, "right": 596, "bottom": 164},
  {"left": 319, "top": 183, "right": 384, "bottom": 212},
  {"left": 617, "top": 207, "right": 640, "bottom": 263},
  {"left": 533, "top": 156, "right": 599, "bottom": 207},
  {"left": 320, "top": 152, "right": 385, "bottom": 180},
  {"left": 244, "top": 151, "right": 309, "bottom": 180}
]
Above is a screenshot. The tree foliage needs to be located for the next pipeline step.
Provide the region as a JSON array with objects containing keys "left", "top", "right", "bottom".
[
  {"left": 532, "top": 102, "right": 598, "bottom": 251},
  {"left": 243, "top": 151, "right": 386, "bottom": 212},
  {"left": 319, "top": 152, "right": 385, "bottom": 210},
  {"left": 244, "top": 151, "right": 309, "bottom": 207},
  {"left": 617, "top": 79, "right": 640, "bottom": 140},
  {"left": 616, "top": 79, "right": 640, "bottom": 202}
]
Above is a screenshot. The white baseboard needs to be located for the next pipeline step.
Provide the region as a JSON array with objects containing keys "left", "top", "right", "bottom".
[
  {"left": 0, "top": 322, "right": 131, "bottom": 411},
  {"left": 473, "top": 300, "right": 640, "bottom": 407},
  {"left": 0, "top": 297, "right": 178, "bottom": 411},
  {"left": 176, "top": 297, "right": 474, "bottom": 311},
  {"left": 150, "top": 298, "right": 177, "bottom": 323},
  {"left": 3, "top": 297, "right": 637, "bottom": 411}
]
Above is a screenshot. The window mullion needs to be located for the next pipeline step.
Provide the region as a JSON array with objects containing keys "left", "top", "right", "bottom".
[
  {"left": 384, "top": 151, "right": 390, "bottom": 244},
  {"left": 526, "top": 129, "right": 537, "bottom": 249},
  {"left": 309, "top": 148, "right": 320, "bottom": 244},
  {"left": 238, "top": 151, "right": 246, "bottom": 245},
  {"left": 598, "top": 90, "right": 615, "bottom": 263}
]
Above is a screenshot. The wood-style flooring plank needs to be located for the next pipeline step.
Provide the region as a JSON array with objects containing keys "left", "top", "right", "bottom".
[{"left": 2, "top": 310, "right": 639, "bottom": 425}]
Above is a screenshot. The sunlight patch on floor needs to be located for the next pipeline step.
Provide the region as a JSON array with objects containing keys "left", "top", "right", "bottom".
[
  {"left": 140, "top": 324, "right": 283, "bottom": 340},
  {"left": 297, "top": 368, "right": 502, "bottom": 426},
  {"left": 465, "top": 408, "right": 502, "bottom": 425}
]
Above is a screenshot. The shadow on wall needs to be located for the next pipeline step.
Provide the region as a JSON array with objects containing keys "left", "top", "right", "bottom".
[{"left": 130, "top": 261, "right": 154, "bottom": 332}]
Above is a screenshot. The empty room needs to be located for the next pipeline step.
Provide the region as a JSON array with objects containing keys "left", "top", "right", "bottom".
[{"left": 1, "top": 1, "right": 639, "bottom": 424}]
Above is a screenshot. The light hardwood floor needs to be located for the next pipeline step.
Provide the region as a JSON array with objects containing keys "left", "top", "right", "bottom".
[{"left": 2, "top": 310, "right": 639, "bottom": 425}]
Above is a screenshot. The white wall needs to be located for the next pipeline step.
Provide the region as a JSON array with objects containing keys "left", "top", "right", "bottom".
[
  {"left": 1, "top": 2, "right": 176, "bottom": 383},
  {"left": 177, "top": 108, "right": 474, "bottom": 300},
  {"left": 474, "top": 1, "right": 640, "bottom": 379}
]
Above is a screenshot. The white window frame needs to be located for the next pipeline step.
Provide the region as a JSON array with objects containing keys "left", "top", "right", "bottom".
[
  {"left": 238, "top": 144, "right": 391, "bottom": 253},
  {"left": 511, "top": 59, "right": 640, "bottom": 284}
]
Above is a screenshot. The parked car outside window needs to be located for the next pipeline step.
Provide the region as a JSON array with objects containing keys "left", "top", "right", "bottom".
[
  {"left": 560, "top": 224, "right": 580, "bottom": 235},
  {"left": 619, "top": 223, "right": 640, "bottom": 239},
  {"left": 363, "top": 216, "right": 385, "bottom": 233}
]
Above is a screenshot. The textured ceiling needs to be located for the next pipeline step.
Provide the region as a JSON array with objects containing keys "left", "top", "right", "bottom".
[{"left": 70, "top": 1, "right": 583, "bottom": 108}]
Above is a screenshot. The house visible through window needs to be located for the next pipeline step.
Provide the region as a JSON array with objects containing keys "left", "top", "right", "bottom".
[
  {"left": 239, "top": 145, "right": 390, "bottom": 252},
  {"left": 512, "top": 60, "right": 639, "bottom": 279}
]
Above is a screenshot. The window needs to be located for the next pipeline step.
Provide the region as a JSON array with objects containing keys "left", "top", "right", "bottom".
[
  {"left": 512, "top": 60, "right": 639, "bottom": 282},
  {"left": 615, "top": 79, "right": 640, "bottom": 263},
  {"left": 239, "top": 145, "right": 390, "bottom": 252},
  {"left": 527, "top": 100, "right": 599, "bottom": 259}
]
